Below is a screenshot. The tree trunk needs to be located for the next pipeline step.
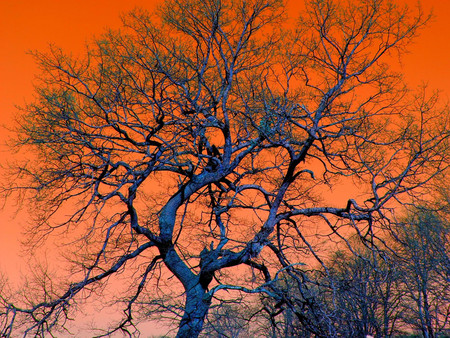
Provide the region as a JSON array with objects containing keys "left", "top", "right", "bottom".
[
  {"left": 176, "top": 284, "right": 212, "bottom": 338},
  {"left": 423, "top": 290, "right": 435, "bottom": 338}
]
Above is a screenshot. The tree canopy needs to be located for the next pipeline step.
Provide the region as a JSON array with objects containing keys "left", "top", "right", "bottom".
[{"left": 1, "top": 0, "right": 449, "bottom": 336}]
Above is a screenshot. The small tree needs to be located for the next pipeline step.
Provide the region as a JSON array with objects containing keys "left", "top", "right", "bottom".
[
  {"left": 255, "top": 246, "right": 404, "bottom": 337},
  {"left": 1, "top": 0, "right": 448, "bottom": 336},
  {"left": 395, "top": 208, "right": 450, "bottom": 338},
  {"left": 325, "top": 248, "right": 403, "bottom": 337},
  {"left": 200, "top": 303, "right": 249, "bottom": 338}
]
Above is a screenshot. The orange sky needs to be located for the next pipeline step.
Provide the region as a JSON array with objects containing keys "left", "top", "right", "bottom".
[{"left": 0, "top": 0, "right": 449, "bottom": 287}]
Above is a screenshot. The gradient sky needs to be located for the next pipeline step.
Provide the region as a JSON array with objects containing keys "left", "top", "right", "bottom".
[{"left": 0, "top": 0, "right": 449, "bottom": 284}]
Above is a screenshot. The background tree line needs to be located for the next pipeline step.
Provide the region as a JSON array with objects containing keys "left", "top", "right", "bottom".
[{"left": 201, "top": 202, "right": 450, "bottom": 337}]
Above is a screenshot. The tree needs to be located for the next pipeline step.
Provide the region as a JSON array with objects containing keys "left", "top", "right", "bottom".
[
  {"left": 395, "top": 207, "right": 450, "bottom": 338},
  {"left": 253, "top": 244, "right": 404, "bottom": 337},
  {"left": 323, "top": 247, "right": 404, "bottom": 337},
  {"left": 200, "top": 303, "right": 250, "bottom": 338},
  {"left": 1, "top": 0, "right": 449, "bottom": 336}
]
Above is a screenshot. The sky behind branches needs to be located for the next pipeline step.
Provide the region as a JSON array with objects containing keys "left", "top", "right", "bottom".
[{"left": 0, "top": 0, "right": 449, "bottom": 283}]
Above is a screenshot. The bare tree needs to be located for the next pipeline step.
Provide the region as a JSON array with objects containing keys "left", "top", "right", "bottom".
[
  {"left": 1, "top": 0, "right": 448, "bottom": 336},
  {"left": 251, "top": 245, "right": 404, "bottom": 337},
  {"left": 394, "top": 207, "right": 450, "bottom": 338},
  {"left": 324, "top": 247, "right": 404, "bottom": 337},
  {"left": 200, "top": 303, "right": 250, "bottom": 338}
]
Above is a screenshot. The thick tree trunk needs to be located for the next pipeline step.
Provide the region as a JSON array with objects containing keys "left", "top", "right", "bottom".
[{"left": 176, "top": 284, "right": 212, "bottom": 338}]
